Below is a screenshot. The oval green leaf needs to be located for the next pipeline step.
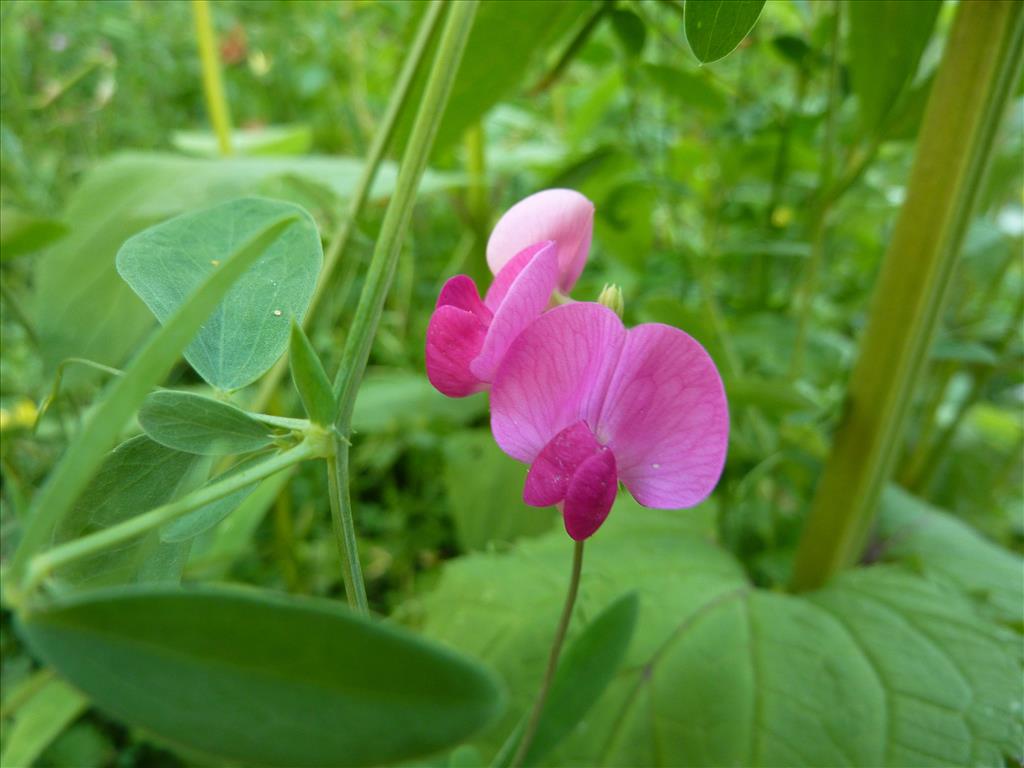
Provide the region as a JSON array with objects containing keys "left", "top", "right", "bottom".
[
  {"left": 21, "top": 585, "right": 505, "bottom": 768},
  {"left": 116, "top": 197, "right": 323, "bottom": 390},
  {"left": 684, "top": 0, "right": 766, "bottom": 64},
  {"left": 139, "top": 390, "right": 275, "bottom": 455},
  {"left": 158, "top": 454, "right": 264, "bottom": 543}
]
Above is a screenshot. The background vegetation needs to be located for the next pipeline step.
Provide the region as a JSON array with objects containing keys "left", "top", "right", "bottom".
[{"left": 1, "top": 1, "right": 1021, "bottom": 767}]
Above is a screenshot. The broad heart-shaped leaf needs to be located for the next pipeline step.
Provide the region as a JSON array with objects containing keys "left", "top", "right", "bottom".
[
  {"left": 289, "top": 321, "right": 337, "bottom": 425},
  {"left": 30, "top": 152, "right": 460, "bottom": 375},
  {"left": 415, "top": 501, "right": 1022, "bottom": 766},
  {"left": 52, "top": 435, "right": 202, "bottom": 591},
  {"left": 20, "top": 584, "right": 505, "bottom": 768},
  {"left": 138, "top": 390, "right": 275, "bottom": 455},
  {"left": 493, "top": 592, "right": 640, "bottom": 767},
  {"left": 876, "top": 485, "right": 1023, "bottom": 628},
  {"left": 117, "top": 197, "right": 322, "bottom": 391},
  {"left": 847, "top": 0, "right": 942, "bottom": 135},
  {"left": 684, "top": 0, "right": 766, "bottom": 64}
]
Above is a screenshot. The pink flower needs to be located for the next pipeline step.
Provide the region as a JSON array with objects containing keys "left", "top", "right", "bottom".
[
  {"left": 426, "top": 241, "right": 559, "bottom": 397},
  {"left": 490, "top": 302, "right": 729, "bottom": 540},
  {"left": 487, "top": 189, "right": 595, "bottom": 293}
]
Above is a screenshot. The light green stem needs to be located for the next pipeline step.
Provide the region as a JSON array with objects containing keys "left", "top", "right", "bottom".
[
  {"left": 791, "top": 0, "right": 1024, "bottom": 591},
  {"left": 22, "top": 440, "right": 316, "bottom": 600},
  {"left": 251, "top": 1, "right": 445, "bottom": 413},
  {"left": 192, "top": 0, "right": 233, "bottom": 156},
  {"left": 326, "top": 0, "right": 478, "bottom": 613},
  {"left": 509, "top": 540, "right": 584, "bottom": 768}
]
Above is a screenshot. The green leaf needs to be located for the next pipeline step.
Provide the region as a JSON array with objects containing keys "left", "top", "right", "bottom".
[
  {"left": 684, "top": 0, "right": 766, "bottom": 64},
  {"left": 640, "top": 63, "right": 728, "bottom": 114},
  {"left": 117, "top": 197, "right": 323, "bottom": 390},
  {"left": 609, "top": 9, "right": 646, "bottom": 58},
  {"left": 725, "top": 376, "right": 822, "bottom": 415},
  {"left": 30, "top": 152, "right": 460, "bottom": 374},
  {"left": 847, "top": 0, "right": 942, "bottom": 134},
  {"left": 139, "top": 390, "right": 275, "bottom": 455},
  {"left": 877, "top": 486, "right": 1024, "bottom": 627},
  {"left": 417, "top": 511, "right": 1021, "bottom": 765},
  {"left": 159, "top": 454, "right": 264, "bottom": 544},
  {"left": 352, "top": 370, "right": 485, "bottom": 433},
  {"left": 396, "top": 1, "right": 593, "bottom": 153},
  {"left": 495, "top": 592, "right": 640, "bottom": 767},
  {"left": 0, "top": 209, "right": 68, "bottom": 261},
  {"left": 10, "top": 209, "right": 300, "bottom": 582},
  {"left": 443, "top": 431, "right": 557, "bottom": 551},
  {"left": 0, "top": 676, "right": 88, "bottom": 768},
  {"left": 172, "top": 124, "right": 313, "bottom": 157},
  {"left": 52, "top": 436, "right": 202, "bottom": 590},
  {"left": 21, "top": 584, "right": 505, "bottom": 768},
  {"left": 289, "top": 321, "right": 337, "bottom": 425}
]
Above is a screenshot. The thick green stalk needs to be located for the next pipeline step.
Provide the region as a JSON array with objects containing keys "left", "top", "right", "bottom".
[
  {"left": 192, "top": 0, "right": 233, "bottom": 156},
  {"left": 325, "top": 1, "right": 478, "bottom": 613},
  {"left": 251, "top": 1, "right": 444, "bottom": 413},
  {"left": 22, "top": 440, "right": 317, "bottom": 600},
  {"left": 791, "top": 0, "right": 1024, "bottom": 591}
]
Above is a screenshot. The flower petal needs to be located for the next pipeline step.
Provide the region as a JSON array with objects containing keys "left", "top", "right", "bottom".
[
  {"left": 523, "top": 420, "right": 603, "bottom": 507},
  {"left": 486, "top": 189, "right": 594, "bottom": 292},
  {"left": 425, "top": 304, "right": 488, "bottom": 398},
  {"left": 483, "top": 241, "right": 554, "bottom": 311},
  {"left": 437, "top": 274, "right": 492, "bottom": 324},
  {"left": 490, "top": 303, "right": 625, "bottom": 462},
  {"left": 470, "top": 241, "right": 558, "bottom": 383},
  {"left": 598, "top": 324, "right": 728, "bottom": 508},
  {"left": 562, "top": 448, "right": 617, "bottom": 540}
]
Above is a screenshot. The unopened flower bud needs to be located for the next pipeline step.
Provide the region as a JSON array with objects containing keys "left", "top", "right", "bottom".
[{"left": 597, "top": 284, "right": 624, "bottom": 318}]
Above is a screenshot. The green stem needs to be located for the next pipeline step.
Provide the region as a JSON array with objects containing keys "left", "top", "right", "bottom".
[
  {"left": 21, "top": 440, "right": 316, "bottom": 601},
  {"left": 326, "top": 445, "right": 368, "bottom": 615},
  {"left": 325, "top": 0, "right": 478, "bottom": 610},
  {"left": 791, "top": 0, "right": 1024, "bottom": 592},
  {"left": 509, "top": 540, "right": 584, "bottom": 768},
  {"left": 192, "top": 0, "right": 233, "bottom": 156},
  {"left": 251, "top": 1, "right": 444, "bottom": 413}
]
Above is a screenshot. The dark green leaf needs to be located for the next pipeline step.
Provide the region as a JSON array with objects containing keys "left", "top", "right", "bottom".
[
  {"left": 847, "top": 0, "right": 942, "bottom": 134},
  {"left": 640, "top": 63, "right": 728, "bottom": 114},
  {"left": 725, "top": 376, "right": 822, "bottom": 415},
  {"left": 609, "top": 9, "right": 646, "bottom": 58},
  {"left": 21, "top": 584, "right": 505, "bottom": 768},
  {"left": 117, "top": 197, "right": 322, "bottom": 390},
  {"left": 397, "top": 1, "right": 593, "bottom": 153},
  {"left": 139, "top": 390, "right": 275, "bottom": 455},
  {"left": 684, "top": 0, "right": 766, "bottom": 64},
  {"left": 289, "top": 321, "right": 337, "bottom": 425},
  {"left": 0, "top": 209, "right": 68, "bottom": 260}
]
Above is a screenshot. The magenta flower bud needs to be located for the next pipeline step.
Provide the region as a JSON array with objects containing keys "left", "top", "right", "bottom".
[
  {"left": 487, "top": 189, "right": 595, "bottom": 293},
  {"left": 490, "top": 303, "right": 729, "bottom": 540}
]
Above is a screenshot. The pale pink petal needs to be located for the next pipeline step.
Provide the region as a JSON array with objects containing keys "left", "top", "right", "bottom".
[
  {"left": 484, "top": 241, "right": 554, "bottom": 311},
  {"left": 597, "top": 324, "right": 728, "bottom": 508},
  {"left": 470, "top": 241, "right": 558, "bottom": 383},
  {"left": 425, "top": 305, "right": 488, "bottom": 398},
  {"left": 490, "top": 303, "right": 625, "bottom": 462},
  {"left": 523, "top": 420, "right": 602, "bottom": 506},
  {"left": 562, "top": 449, "right": 617, "bottom": 540},
  {"left": 486, "top": 189, "right": 594, "bottom": 292}
]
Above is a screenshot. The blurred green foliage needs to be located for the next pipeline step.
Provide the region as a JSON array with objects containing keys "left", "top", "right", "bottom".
[{"left": 1, "top": 0, "right": 1021, "bottom": 766}]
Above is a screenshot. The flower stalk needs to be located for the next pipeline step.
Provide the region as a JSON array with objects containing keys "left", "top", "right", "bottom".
[{"left": 191, "top": 0, "right": 233, "bottom": 156}]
